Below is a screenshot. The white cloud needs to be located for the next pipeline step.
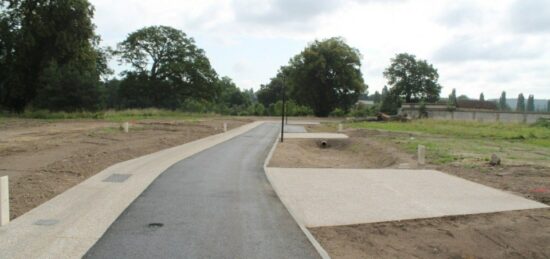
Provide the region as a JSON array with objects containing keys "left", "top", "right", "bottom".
[{"left": 90, "top": 0, "right": 550, "bottom": 99}]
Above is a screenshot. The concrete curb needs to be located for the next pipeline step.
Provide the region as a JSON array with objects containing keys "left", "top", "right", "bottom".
[
  {"left": 0, "top": 121, "right": 265, "bottom": 259},
  {"left": 263, "top": 137, "right": 331, "bottom": 259}
]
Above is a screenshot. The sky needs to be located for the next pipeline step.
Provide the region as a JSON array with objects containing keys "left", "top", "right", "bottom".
[{"left": 90, "top": 0, "right": 550, "bottom": 99}]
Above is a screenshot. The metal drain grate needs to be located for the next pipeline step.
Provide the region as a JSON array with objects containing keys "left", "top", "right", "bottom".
[{"left": 103, "top": 174, "right": 131, "bottom": 183}]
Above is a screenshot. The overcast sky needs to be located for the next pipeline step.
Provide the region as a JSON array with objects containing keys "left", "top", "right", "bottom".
[{"left": 90, "top": 0, "right": 550, "bottom": 99}]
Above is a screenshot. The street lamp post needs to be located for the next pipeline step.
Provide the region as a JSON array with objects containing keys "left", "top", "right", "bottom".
[{"left": 281, "top": 82, "right": 286, "bottom": 143}]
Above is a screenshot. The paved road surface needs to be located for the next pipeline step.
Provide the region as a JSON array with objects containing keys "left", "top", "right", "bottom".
[{"left": 85, "top": 123, "right": 319, "bottom": 258}]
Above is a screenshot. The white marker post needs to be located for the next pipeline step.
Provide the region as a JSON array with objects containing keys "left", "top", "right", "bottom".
[
  {"left": 223, "top": 123, "right": 228, "bottom": 132},
  {"left": 418, "top": 145, "right": 426, "bottom": 166},
  {"left": 338, "top": 124, "right": 344, "bottom": 132},
  {"left": 0, "top": 176, "right": 9, "bottom": 226},
  {"left": 123, "top": 122, "right": 129, "bottom": 133}
]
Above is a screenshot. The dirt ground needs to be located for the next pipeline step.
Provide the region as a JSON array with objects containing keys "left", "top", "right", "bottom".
[
  {"left": 269, "top": 138, "right": 417, "bottom": 169},
  {"left": 275, "top": 125, "right": 550, "bottom": 259},
  {"left": 311, "top": 209, "right": 550, "bottom": 259},
  {"left": 0, "top": 118, "right": 251, "bottom": 219}
]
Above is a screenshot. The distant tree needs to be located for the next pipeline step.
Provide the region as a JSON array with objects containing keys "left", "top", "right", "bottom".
[
  {"left": 499, "top": 91, "right": 508, "bottom": 111},
  {"left": 480, "top": 93, "right": 485, "bottom": 101},
  {"left": 216, "top": 76, "right": 251, "bottom": 107},
  {"left": 256, "top": 73, "right": 285, "bottom": 107},
  {"left": 458, "top": 95, "right": 469, "bottom": 101},
  {"left": 516, "top": 93, "right": 525, "bottom": 112},
  {"left": 372, "top": 91, "right": 382, "bottom": 104},
  {"left": 379, "top": 90, "right": 401, "bottom": 115},
  {"left": 448, "top": 89, "right": 457, "bottom": 107},
  {"left": 286, "top": 37, "right": 367, "bottom": 116},
  {"left": 384, "top": 53, "right": 442, "bottom": 103},
  {"left": 381, "top": 86, "right": 389, "bottom": 98},
  {"left": 526, "top": 95, "right": 535, "bottom": 112},
  {"left": 547, "top": 100, "right": 550, "bottom": 113},
  {"left": 115, "top": 26, "right": 218, "bottom": 108}
]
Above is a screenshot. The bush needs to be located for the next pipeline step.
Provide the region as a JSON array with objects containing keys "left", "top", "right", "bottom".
[
  {"left": 329, "top": 108, "right": 346, "bottom": 117},
  {"left": 532, "top": 118, "right": 550, "bottom": 128},
  {"left": 350, "top": 103, "right": 378, "bottom": 117}
]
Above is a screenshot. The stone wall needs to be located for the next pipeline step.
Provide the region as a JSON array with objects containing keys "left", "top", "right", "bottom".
[{"left": 401, "top": 106, "right": 550, "bottom": 124}]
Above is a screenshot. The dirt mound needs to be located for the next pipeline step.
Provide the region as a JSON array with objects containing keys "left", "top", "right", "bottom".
[{"left": 269, "top": 137, "right": 415, "bottom": 169}]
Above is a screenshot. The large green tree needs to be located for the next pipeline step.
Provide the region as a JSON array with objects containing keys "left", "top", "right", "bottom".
[
  {"left": 115, "top": 26, "right": 218, "bottom": 109},
  {"left": 286, "top": 37, "right": 366, "bottom": 117},
  {"left": 0, "top": 0, "right": 107, "bottom": 111},
  {"left": 384, "top": 53, "right": 442, "bottom": 103}
]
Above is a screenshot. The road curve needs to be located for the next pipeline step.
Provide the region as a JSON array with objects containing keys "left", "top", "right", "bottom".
[{"left": 85, "top": 123, "right": 320, "bottom": 258}]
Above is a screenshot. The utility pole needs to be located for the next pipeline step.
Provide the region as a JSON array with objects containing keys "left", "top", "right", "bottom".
[{"left": 281, "top": 80, "right": 286, "bottom": 142}]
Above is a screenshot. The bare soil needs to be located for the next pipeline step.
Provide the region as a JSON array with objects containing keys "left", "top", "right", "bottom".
[
  {"left": 0, "top": 118, "right": 251, "bottom": 219},
  {"left": 269, "top": 138, "right": 417, "bottom": 169},
  {"left": 277, "top": 125, "right": 550, "bottom": 258},
  {"left": 310, "top": 209, "right": 550, "bottom": 259}
]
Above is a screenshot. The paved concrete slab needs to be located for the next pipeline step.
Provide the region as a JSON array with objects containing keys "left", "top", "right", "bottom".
[
  {"left": 0, "top": 121, "right": 266, "bottom": 259},
  {"left": 284, "top": 125, "right": 307, "bottom": 133},
  {"left": 285, "top": 133, "right": 348, "bottom": 139},
  {"left": 85, "top": 124, "right": 319, "bottom": 259},
  {"left": 266, "top": 168, "right": 548, "bottom": 227}
]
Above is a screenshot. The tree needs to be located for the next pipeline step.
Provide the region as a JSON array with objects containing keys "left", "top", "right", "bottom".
[
  {"left": 256, "top": 73, "right": 285, "bottom": 107},
  {"left": 448, "top": 89, "right": 457, "bottom": 107},
  {"left": 516, "top": 93, "right": 525, "bottom": 112},
  {"left": 547, "top": 100, "right": 550, "bottom": 113},
  {"left": 380, "top": 90, "right": 401, "bottom": 115},
  {"left": 285, "top": 37, "right": 367, "bottom": 117},
  {"left": 480, "top": 93, "right": 485, "bottom": 101},
  {"left": 499, "top": 91, "right": 508, "bottom": 111},
  {"left": 458, "top": 95, "right": 469, "bottom": 101},
  {"left": 384, "top": 53, "right": 442, "bottom": 103},
  {"left": 526, "top": 94, "right": 535, "bottom": 112},
  {"left": 115, "top": 26, "right": 218, "bottom": 108},
  {"left": 372, "top": 91, "right": 382, "bottom": 104},
  {"left": 0, "top": 0, "right": 107, "bottom": 111}
]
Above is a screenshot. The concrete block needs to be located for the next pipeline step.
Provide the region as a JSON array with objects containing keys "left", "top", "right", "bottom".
[
  {"left": 223, "top": 123, "right": 228, "bottom": 132},
  {"left": 338, "top": 124, "right": 343, "bottom": 132},
  {"left": 0, "top": 176, "right": 9, "bottom": 226},
  {"left": 418, "top": 145, "right": 426, "bottom": 165}
]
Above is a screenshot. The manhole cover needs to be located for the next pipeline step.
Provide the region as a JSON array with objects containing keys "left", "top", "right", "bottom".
[
  {"left": 103, "top": 174, "right": 131, "bottom": 183},
  {"left": 148, "top": 223, "right": 164, "bottom": 229}
]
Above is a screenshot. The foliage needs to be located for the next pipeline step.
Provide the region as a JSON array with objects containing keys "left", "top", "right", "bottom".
[
  {"left": 457, "top": 95, "right": 469, "bottom": 101},
  {"left": 418, "top": 100, "right": 427, "bottom": 118},
  {"left": 115, "top": 26, "right": 219, "bottom": 108},
  {"left": 448, "top": 88, "right": 457, "bottom": 107},
  {"left": 372, "top": 91, "right": 382, "bottom": 104},
  {"left": 350, "top": 103, "right": 378, "bottom": 117},
  {"left": 499, "top": 91, "right": 509, "bottom": 111},
  {"left": 548, "top": 100, "right": 550, "bottom": 113},
  {"left": 479, "top": 93, "right": 485, "bottom": 101},
  {"left": 532, "top": 118, "right": 550, "bottom": 129},
  {"left": 516, "top": 93, "right": 525, "bottom": 112},
  {"left": 379, "top": 90, "right": 401, "bottom": 115},
  {"left": 0, "top": 0, "right": 107, "bottom": 111},
  {"left": 285, "top": 37, "right": 367, "bottom": 117},
  {"left": 526, "top": 94, "right": 535, "bottom": 112},
  {"left": 383, "top": 53, "right": 441, "bottom": 103},
  {"left": 329, "top": 108, "right": 346, "bottom": 117}
]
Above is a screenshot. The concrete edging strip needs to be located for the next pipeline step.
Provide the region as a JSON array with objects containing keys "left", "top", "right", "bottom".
[
  {"left": 263, "top": 137, "right": 331, "bottom": 259},
  {"left": 0, "top": 121, "right": 265, "bottom": 259}
]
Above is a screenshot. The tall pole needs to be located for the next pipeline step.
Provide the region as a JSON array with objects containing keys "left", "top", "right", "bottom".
[{"left": 281, "top": 81, "right": 286, "bottom": 142}]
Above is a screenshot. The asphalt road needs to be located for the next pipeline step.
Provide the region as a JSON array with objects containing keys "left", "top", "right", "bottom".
[{"left": 85, "top": 123, "right": 320, "bottom": 259}]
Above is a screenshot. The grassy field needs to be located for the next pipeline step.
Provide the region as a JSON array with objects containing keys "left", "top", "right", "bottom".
[
  {"left": 349, "top": 119, "right": 550, "bottom": 167},
  {"left": 0, "top": 109, "right": 216, "bottom": 122}
]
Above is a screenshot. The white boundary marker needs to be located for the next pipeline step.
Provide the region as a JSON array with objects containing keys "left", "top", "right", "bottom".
[
  {"left": 0, "top": 176, "right": 9, "bottom": 226},
  {"left": 263, "top": 137, "right": 331, "bottom": 259}
]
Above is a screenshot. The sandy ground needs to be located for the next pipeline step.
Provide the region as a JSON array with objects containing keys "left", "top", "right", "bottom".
[
  {"left": 276, "top": 125, "right": 550, "bottom": 259},
  {"left": 310, "top": 209, "right": 550, "bottom": 259},
  {"left": 269, "top": 138, "right": 417, "bottom": 169},
  {"left": 0, "top": 118, "right": 251, "bottom": 219}
]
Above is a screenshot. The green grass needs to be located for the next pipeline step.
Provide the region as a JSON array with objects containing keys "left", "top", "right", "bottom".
[
  {"left": 0, "top": 109, "right": 217, "bottom": 122},
  {"left": 349, "top": 119, "right": 550, "bottom": 167},
  {"left": 350, "top": 119, "right": 550, "bottom": 148}
]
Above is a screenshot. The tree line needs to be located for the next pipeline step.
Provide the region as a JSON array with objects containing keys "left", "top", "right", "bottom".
[{"left": 2, "top": 1, "right": 546, "bottom": 117}]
